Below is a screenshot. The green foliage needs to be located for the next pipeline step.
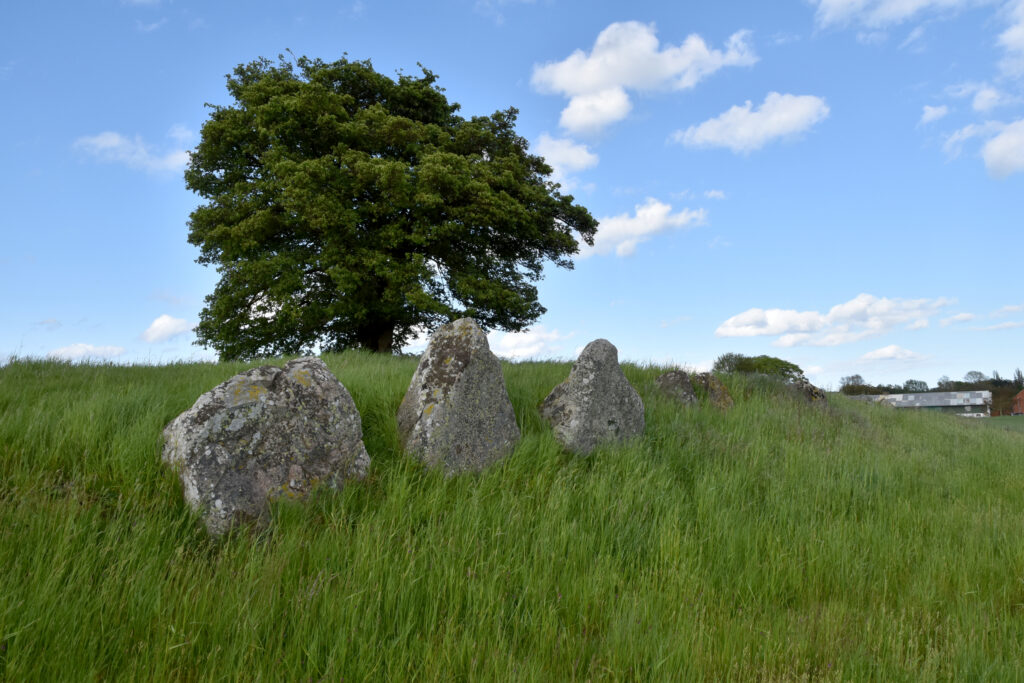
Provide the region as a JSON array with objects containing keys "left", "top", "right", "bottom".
[
  {"left": 186, "top": 55, "right": 598, "bottom": 359},
  {"left": 902, "top": 379, "right": 928, "bottom": 393},
  {"left": 4, "top": 357, "right": 1024, "bottom": 678},
  {"left": 714, "top": 352, "right": 805, "bottom": 382}
]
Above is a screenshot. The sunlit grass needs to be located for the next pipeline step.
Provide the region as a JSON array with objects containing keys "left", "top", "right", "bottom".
[{"left": 2, "top": 353, "right": 1024, "bottom": 679}]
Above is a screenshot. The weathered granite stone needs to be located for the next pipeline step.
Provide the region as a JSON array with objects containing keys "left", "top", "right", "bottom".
[
  {"left": 655, "top": 370, "right": 699, "bottom": 406},
  {"left": 791, "top": 376, "right": 827, "bottom": 404},
  {"left": 691, "top": 372, "right": 734, "bottom": 411},
  {"left": 539, "top": 339, "right": 645, "bottom": 455},
  {"left": 162, "top": 357, "right": 369, "bottom": 537},
  {"left": 397, "top": 318, "right": 520, "bottom": 475}
]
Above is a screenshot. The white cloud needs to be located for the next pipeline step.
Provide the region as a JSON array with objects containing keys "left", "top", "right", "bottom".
[
  {"left": 907, "top": 318, "right": 930, "bottom": 329},
  {"left": 704, "top": 189, "right": 727, "bottom": 199},
  {"left": 474, "top": 0, "right": 535, "bottom": 24},
  {"left": 488, "top": 325, "right": 571, "bottom": 359},
  {"left": 557, "top": 88, "right": 632, "bottom": 135},
  {"left": 167, "top": 124, "right": 195, "bottom": 146},
  {"left": 585, "top": 198, "right": 706, "bottom": 257},
  {"left": 73, "top": 127, "right": 191, "bottom": 173},
  {"left": 973, "top": 86, "right": 1005, "bottom": 111},
  {"left": 900, "top": 25, "right": 927, "bottom": 48},
  {"left": 920, "top": 104, "right": 949, "bottom": 124},
  {"left": 857, "top": 30, "right": 889, "bottom": 44},
  {"left": 135, "top": 18, "right": 167, "bottom": 32},
  {"left": 982, "top": 119, "right": 1024, "bottom": 176},
  {"left": 861, "top": 345, "right": 922, "bottom": 361},
  {"left": 716, "top": 293, "right": 954, "bottom": 346},
  {"left": 48, "top": 343, "right": 125, "bottom": 361},
  {"left": 531, "top": 22, "right": 757, "bottom": 134},
  {"left": 534, "top": 134, "right": 598, "bottom": 189},
  {"left": 942, "top": 120, "right": 1005, "bottom": 158},
  {"left": 811, "top": 0, "right": 980, "bottom": 28},
  {"left": 673, "top": 92, "right": 830, "bottom": 153},
  {"left": 940, "top": 312, "right": 977, "bottom": 325},
  {"left": 979, "top": 320, "right": 1024, "bottom": 330},
  {"left": 949, "top": 82, "right": 1016, "bottom": 112},
  {"left": 999, "top": 0, "right": 1024, "bottom": 74},
  {"left": 141, "top": 314, "right": 193, "bottom": 343},
  {"left": 994, "top": 303, "right": 1024, "bottom": 315}
]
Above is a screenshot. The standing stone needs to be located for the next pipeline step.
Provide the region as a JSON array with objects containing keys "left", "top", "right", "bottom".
[
  {"left": 790, "top": 376, "right": 827, "bottom": 404},
  {"left": 397, "top": 318, "right": 520, "bottom": 475},
  {"left": 655, "top": 370, "right": 699, "bottom": 406},
  {"left": 162, "top": 357, "right": 369, "bottom": 537},
  {"left": 539, "top": 339, "right": 645, "bottom": 455},
  {"left": 691, "top": 372, "right": 734, "bottom": 411}
]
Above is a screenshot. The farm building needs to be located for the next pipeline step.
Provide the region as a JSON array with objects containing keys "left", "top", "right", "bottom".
[
  {"left": 1014, "top": 390, "right": 1024, "bottom": 416},
  {"left": 870, "top": 391, "right": 992, "bottom": 417}
]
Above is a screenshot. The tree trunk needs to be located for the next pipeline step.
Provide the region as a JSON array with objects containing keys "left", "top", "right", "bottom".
[{"left": 357, "top": 322, "right": 394, "bottom": 353}]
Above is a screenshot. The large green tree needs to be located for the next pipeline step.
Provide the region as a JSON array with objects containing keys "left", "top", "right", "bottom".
[{"left": 186, "top": 55, "right": 597, "bottom": 359}]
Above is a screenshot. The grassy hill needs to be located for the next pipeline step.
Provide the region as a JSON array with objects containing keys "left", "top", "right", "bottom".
[{"left": 2, "top": 353, "right": 1024, "bottom": 680}]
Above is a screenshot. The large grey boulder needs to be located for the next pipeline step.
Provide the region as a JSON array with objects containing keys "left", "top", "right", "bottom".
[
  {"left": 539, "top": 339, "right": 645, "bottom": 455},
  {"left": 397, "top": 318, "right": 520, "bottom": 475},
  {"left": 163, "top": 357, "right": 369, "bottom": 537}
]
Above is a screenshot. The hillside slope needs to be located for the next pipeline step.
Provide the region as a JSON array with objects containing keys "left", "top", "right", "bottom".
[{"left": 2, "top": 353, "right": 1024, "bottom": 680}]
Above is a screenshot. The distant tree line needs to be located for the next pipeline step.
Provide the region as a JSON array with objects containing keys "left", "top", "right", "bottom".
[{"left": 840, "top": 369, "right": 1024, "bottom": 414}]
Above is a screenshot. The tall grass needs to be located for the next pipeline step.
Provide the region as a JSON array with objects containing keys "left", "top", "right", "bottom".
[{"left": 2, "top": 353, "right": 1024, "bottom": 680}]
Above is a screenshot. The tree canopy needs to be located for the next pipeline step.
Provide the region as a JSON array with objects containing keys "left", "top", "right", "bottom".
[
  {"left": 713, "top": 353, "right": 806, "bottom": 382},
  {"left": 185, "top": 54, "right": 598, "bottom": 359}
]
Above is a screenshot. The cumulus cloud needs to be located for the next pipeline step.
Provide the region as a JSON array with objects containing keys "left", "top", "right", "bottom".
[
  {"left": 861, "top": 345, "right": 922, "bottom": 361},
  {"left": 531, "top": 21, "right": 757, "bottom": 134},
  {"left": 920, "top": 104, "right": 949, "bottom": 124},
  {"left": 534, "top": 133, "right": 598, "bottom": 189},
  {"left": 994, "top": 303, "right": 1024, "bottom": 315},
  {"left": 672, "top": 92, "right": 830, "bottom": 153},
  {"left": 488, "top": 325, "right": 572, "bottom": 359},
  {"left": 141, "top": 314, "right": 193, "bottom": 343},
  {"left": 704, "top": 189, "right": 727, "bottom": 199},
  {"left": 47, "top": 343, "right": 125, "bottom": 361},
  {"left": 73, "top": 126, "right": 192, "bottom": 173},
  {"left": 982, "top": 119, "right": 1024, "bottom": 176},
  {"left": 585, "top": 198, "right": 706, "bottom": 257},
  {"left": 716, "top": 293, "right": 953, "bottom": 346}
]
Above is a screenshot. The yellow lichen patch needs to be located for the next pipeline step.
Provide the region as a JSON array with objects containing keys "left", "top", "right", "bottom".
[
  {"left": 424, "top": 404, "right": 435, "bottom": 416},
  {"left": 443, "top": 357, "right": 452, "bottom": 365},
  {"left": 232, "top": 383, "right": 268, "bottom": 401},
  {"left": 291, "top": 369, "right": 312, "bottom": 387}
]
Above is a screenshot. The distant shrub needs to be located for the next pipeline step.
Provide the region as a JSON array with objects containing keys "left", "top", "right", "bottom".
[{"left": 713, "top": 353, "right": 805, "bottom": 382}]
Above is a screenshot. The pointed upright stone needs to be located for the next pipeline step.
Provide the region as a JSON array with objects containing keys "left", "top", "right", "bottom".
[
  {"left": 539, "top": 339, "right": 644, "bottom": 455},
  {"left": 397, "top": 318, "right": 520, "bottom": 475}
]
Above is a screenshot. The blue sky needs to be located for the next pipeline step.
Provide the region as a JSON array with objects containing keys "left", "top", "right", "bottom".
[{"left": 3, "top": 0, "right": 1023, "bottom": 388}]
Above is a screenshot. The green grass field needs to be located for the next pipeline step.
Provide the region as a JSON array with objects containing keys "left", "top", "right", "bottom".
[
  {"left": 988, "top": 416, "right": 1024, "bottom": 433},
  {"left": 3, "top": 353, "right": 1024, "bottom": 680}
]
